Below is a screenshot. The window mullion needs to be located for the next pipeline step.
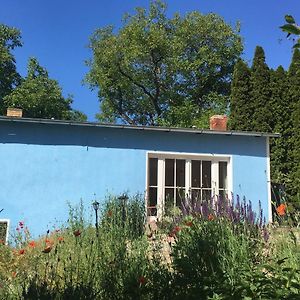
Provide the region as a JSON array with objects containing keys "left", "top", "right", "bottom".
[
  {"left": 211, "top": 159, "right": 218, "bottom": 197},
  {"left": 185, "top": 159, "right": 191, "bottom": 198},
  {"left": 157, "top": 158, "right": 164, "bottom": 219}
]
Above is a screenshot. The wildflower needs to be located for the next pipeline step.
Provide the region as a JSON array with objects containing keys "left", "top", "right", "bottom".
[
  {"left": 12, "top": 272, "right": 17, "bottom": 278},
  {"left": 28, "top": 241, "right": 36, "bottom": 248},
  {"left": 19, "top": 221, "right": 24, "bottom": 229},
  {"left": 174, "top": 226, "right": 181, "bottom": 233},
  {"left": 107, "top": 210, "right": 113, "bottom": 217},
  {"left": 138, "top": 276, "right": 146, "bottom": 285},
  {"left": 45, "top": 239, "right": 53, "bottom": 245},
  {"left": 208, "top": 214, "right": 214, "bottom": 221},
  {"left": 276, "top": 203, "right": 286, "bottom": 216},
  {"left": 16, "top": 227, "right": 20, "bottom": 231},
  {"left": 169, "top": 226, "right": 181, "bottom": 237},
  {"left": 18, "top": 249, "right": 25, "bottom": 255},
  {"left": 58, "top": 236, "right": 64, "bottom": 242},
  {"left": 73, "top": 229, "right": 81, "bottom": 237},
  {"left": 185, "top": 221, "right": 193, "bottom": 227},
  {"left": 42, "top": 245, "right": 52, "bottom": 253}
]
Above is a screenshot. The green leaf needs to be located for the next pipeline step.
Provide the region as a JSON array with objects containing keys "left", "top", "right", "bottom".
[
  {"left": 280, "top": 24, "right": 300, "bottom": 35},
  {"left": 293, "top": 42, "right": 300, "bottom": 49},
  {"left": 285, "top": 15, "right": 295, "bottom": 24}
]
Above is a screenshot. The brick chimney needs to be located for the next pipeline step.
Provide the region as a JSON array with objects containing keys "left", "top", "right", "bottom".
[
  {"left": 210, "top": 115, "right": 227, "bottom": 131},
  {"left": 7, "top": 107, "right": 23, "bottom": 118}
]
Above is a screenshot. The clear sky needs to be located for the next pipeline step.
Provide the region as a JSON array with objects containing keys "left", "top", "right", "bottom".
[{"left": 1, "top": 0, "right": 299, "bottom": 120}]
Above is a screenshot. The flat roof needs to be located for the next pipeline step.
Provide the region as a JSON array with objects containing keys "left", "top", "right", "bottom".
[{"left": 0, "top": 116, "right": 280, "bottom": 138}]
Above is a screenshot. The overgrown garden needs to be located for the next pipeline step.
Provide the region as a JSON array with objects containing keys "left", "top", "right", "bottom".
[{"left": 1, "top": 195, "right": 300, "bottom": 299}]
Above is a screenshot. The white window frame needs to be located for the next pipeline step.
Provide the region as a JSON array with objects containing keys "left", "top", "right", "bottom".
[
  {"left": 0, "top": 219, "right": 10, "bottom": 245},
  {"left": 145, "top": 151, "right": 233, "bottom": 220}
]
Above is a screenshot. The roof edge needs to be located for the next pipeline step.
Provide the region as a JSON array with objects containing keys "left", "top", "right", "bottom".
[{"left": 0, "top": 116, "right": 280, "bottom": 138}]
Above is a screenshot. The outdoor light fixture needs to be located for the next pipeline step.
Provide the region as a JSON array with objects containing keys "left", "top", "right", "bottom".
[
  {"left": 92, "top": 195, "right": 100, "bottom": 237},
  {"left": 118, "top": 194, "right": 128, "bottom": 226}
]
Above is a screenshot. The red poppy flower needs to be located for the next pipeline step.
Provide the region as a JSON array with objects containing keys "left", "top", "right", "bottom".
[
  {"left": 138, "top": 276, "right": 146, "bottom": 285},
  {"left": 18, "top": 249, "right": 25, "bottom": 255},
  {"left": 58, "top": 236, "right": 64, "bottom": 242},
  {"left": 185, "top": 221, "right": 193, "bottom": 227},
  {"left": 174, "top": 226, "right": 181, "bottom": 232},
  {"left": 42, "top": 245, "right": 52, "bottom": 253},
  {"left": 45, "top": 239, "right": 53, "bottom": 245},
  {"left": 208, "top": 214, "right": 214, "bottom": 221},
  {"left": 276, "top": 204, "right": 286, "bottom": 216},
  {"left": 28, "top": 241, "right": 36, "bottom": 248},
  {"left": 73, "top": 229, "right": 81, "bottom": 237},
  {"left": 12, "top": 271, "right": 17, "bottom": 278}
]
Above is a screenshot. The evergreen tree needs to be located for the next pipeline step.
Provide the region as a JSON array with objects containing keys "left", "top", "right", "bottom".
[
  {"left": 269, "top": 66, "right": 288, "bottom": 183},
  {"left": 250, "top": 46, "right": 272, "bottom": 132},
  {"left": 286, "top": 49, "right": 300, "bottom": 199},
  {"left": 229, "top": 59, "right": 252, "bottom": 131}
]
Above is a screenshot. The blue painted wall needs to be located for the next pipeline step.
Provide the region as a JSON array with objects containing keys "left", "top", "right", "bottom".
[{"left": 0, "top": 121, "right": 269, "bottom": 237}]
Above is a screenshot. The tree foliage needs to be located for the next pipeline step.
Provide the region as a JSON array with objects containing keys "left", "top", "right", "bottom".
[
  {"left": 250, "top": 46, "right": 272, "bottom": 132},
  {"left": 86, "top": 0, "right": 243, "bottom": 126},
  {"left": 280, "top": 15, "right": 300, "bottom": 49},
  {"left": 4, "top": 58, "right": 86, "bottom": 121},
  {"left": 229, "top": 59, "right": 252, "bottom": 131},
  {"left": 230, "top": 46, "right": 300, "bottom": 202},
  {"left": 286, "top": 49, "right": 300, "bottom": 198},
  {"left": 0, "top": 24, "right": 22, "bottom": 114}
]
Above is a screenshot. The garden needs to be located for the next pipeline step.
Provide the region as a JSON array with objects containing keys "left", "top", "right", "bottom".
[{"left": 0, "top": 195, "right": 300, "bottom": 299}]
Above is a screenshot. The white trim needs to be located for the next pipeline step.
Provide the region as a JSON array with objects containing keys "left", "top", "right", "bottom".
[
  {"left": 0, "top": 219, "right": 10, "bottom": 244},
  {"left": 266, "top": 137, "right": 272, "bottom": 223},
  {"left": 146, "top": 151, "right": 232, "bottom": 217}
]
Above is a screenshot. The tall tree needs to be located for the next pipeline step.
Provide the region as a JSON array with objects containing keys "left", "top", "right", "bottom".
[
  {"left": 229, "top": 59, "right": 252, "bottom": 131},
  {"left": 0, "top": 24, "right": 22, "bottom": 114},
  {"left": 269, "top": 66, "right": 288, "bottom": 183},
  {"left": 86, "top": 0, "right": 243, "bottom": 126},
  {"left": 250, "top": 46, "right": 272, "bottom": 132},
  {"left": 4, "top": 58, "right": 86, "bottom": 121},
  {"left": 286, "top": 49, "right": 300, "bottom": 198}
]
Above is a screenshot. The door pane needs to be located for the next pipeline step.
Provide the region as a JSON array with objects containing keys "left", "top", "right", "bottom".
[
  {"left": 191, "top": 189, "right": 201, "bottom": 202},
  {"left": 202, "top": 189, "right": 212, "bottom": 201},
  {"left": 176, "top": 188, "right": 185, "bottom": 207},
  {"left": 192, "top": 160, "right": 201, "bottom": 187},
  {"left": 202, "top": 161, "right": 211, "bottom": 188},
  {"left": 176, "top": 159, "right": 185, "bottom": 187},
  {"left": 149, "top": 158, "right": 158, "bottom": 186},
  {"left": 148, "top": 187, "right": 157, "bottom": 207},
  {"left": 165, "top": 159, "right": 174, "bottom": 187},
  {"left": 219, "top": 162, "right": 228, "bottom": 189},
  {"left": 165, "top": 188, "right": 174, "bottom": 211}
]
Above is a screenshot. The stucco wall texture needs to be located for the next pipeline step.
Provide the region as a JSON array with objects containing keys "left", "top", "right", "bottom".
[{"left": 0, "top": 121, "right": 269, "bottom": 237}]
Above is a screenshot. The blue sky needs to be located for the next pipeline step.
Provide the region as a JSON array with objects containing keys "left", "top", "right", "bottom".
[{"left": 1, "top": 0, "right": 299, "bottom": 120}]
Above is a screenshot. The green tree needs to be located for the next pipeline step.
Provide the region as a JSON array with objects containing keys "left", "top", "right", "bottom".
[
  {"left": 269, "top": 66, "right": 288, "bottom": 183},
  {"left": 250, "top": 46, "right": 272, "bottom": 132},
  {"left": 4, "top": 58, "right": 86, "bottom": 121},
  {"left": 0, "top": 24, "right": 22, "bottom": 114},
  {"left": 286, "top": 49, "right": 300, "bottom": 198},
  {"left": 86, "top": 0, "right": 242, "bottom": 126},
  {"left": 229, "top": 59, "right": 252, "bottom": 131},
  {"left": 280, "top": 15, "right": 300, "bottom": 49}
]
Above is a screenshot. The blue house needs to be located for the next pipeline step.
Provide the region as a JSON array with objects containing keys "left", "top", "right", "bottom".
[{"left": 0, "top": 114, "right": 278, "bottom": 239}]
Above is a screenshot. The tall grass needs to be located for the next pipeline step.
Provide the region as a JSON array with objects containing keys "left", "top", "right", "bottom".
[{"left": 0, "top": 194, "right": 300, "bottom": 299}]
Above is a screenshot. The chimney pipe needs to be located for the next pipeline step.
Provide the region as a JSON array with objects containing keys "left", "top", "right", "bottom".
[
  {"left": 210, "top": 115, "right": 227, "bottom": 131},
  {"left": 7, "top": 108, "right": 23, "bottom": 118}
]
